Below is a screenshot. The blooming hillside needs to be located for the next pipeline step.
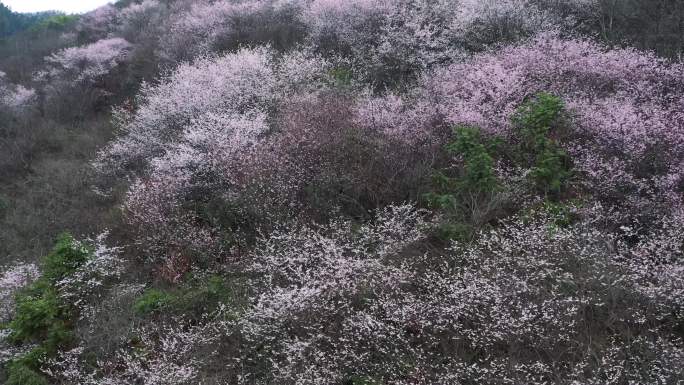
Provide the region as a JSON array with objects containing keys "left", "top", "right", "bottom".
[{"left": 0, "top": 0, "right": 683, "bottom": 384}]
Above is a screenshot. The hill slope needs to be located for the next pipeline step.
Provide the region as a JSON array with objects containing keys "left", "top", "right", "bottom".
[{"left": 0, "top": 1, "right": 683, "bottom": 384}]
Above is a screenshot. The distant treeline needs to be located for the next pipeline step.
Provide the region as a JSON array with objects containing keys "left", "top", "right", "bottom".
[{"left": 0, "top": 3, "right": 61, "bottom": 38}]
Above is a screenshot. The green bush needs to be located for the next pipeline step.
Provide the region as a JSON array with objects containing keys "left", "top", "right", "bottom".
[
  {"left": 8, "top": 234, "right": 84, "bottom": 346},
  {"left": 424, "top": 125, "right": 502, "bottom": 240},
  {"left": 4, "top": 233, "right": 88, "bottom": 382},
  {"left": 134, "top": 275, "right": 247, "bottom": 318},
  {"left": 6, "top": 345, "right": 52, "bottom": 379},
  {"left": 8, "top": 285, "right": 60, "bottom": 343},
  {"left": 133, "top": 288, "right": 174, "bottom": 315},
  {"left": 513, "top": 93, "right": 572, "bottom": 198},
  {"left": 173, "top": 275, "right": 241, "bottom": 314},
  {"left": 42, "top": 233, "right": 91, "bottom": 284},
  {"left": 30, "top": 14, "right": 78, "bottom": 33},
  {"left": 327, "top": 66, "right": 354, "bottom": 88},
  {"left": 5, "top": 361, "right": 48, "bottom": 385},
  {"left": 445, "top": 125, "right": 499, "bottom": 194}
]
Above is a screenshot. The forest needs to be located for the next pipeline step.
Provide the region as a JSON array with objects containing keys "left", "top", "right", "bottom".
[{"left": 0, "top": 0, "right": 683, "bottom": 384}]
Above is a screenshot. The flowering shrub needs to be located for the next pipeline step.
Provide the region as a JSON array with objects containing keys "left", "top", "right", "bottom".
[
  {"left": 455, "top": 0, "right": 550, "bottom": 47},
  {"left": 55, "top": 232, "right": 124, "bottom": 321},
  {"left": 39, "top": 38, "right": 132, "bottom": 84},
  {"left": 42, "top": 315, "right": 222, "bottom": 385},
  {"left": 239, "top": 204, "right": 428, "bottom": 383},
  {"left": 304, "top": 0, "right": 453, "bottom": 86},
  {"left": 233, "top": 208, "right": 684, "bottom": 384},
  {"left": 303, "top": 0, "right": 557, "bottom": 86},
  {"left": 97, "top": 47, "right": 279, "bottom": 262},
  {"left": 117, "top": 0, "right": 164, "bottom": 43},
  {"left": 100, "top": 46, "right": 277, "bottom": 171},
  {"left": 96, "top": 46, "right": 341, "bottom": 263},
  {"left": 0, "top": 262, "right": 39, "bottom": 312},
  {"left": 0, "top": 72, "right": 35, "bottom": 111},
  {"left": 35, "top": 37, "right": 132, "bottom": 119},
  {"left": 161, "top": 0, "right": 307, "bottom": 61},
  {"left": 75, "top": 5, "right": 119, "bottom": 41},
  {"left": 417, "top": 33, "right": 683, "bottom": 135},
  {"left": 0, "top": 264, "right": 40, "bottom": 366}
]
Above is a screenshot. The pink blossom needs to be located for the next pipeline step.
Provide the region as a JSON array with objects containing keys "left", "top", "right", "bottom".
[
  {"left": 41, "top": 38, "right": 132, "bottom": 83},
  {"left": 0, "top": 263, "right": 40, "bottom": 323},
  {"left": 0, "top": 72, "right": 35, "bottom": 110},
  {"left": 77, "top": 4, "right": 119, "bottom": 39},
  {"left": 100, "top": 46, "right": 276, "bottom": 171}
]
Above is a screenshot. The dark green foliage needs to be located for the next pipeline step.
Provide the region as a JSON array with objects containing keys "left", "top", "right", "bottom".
[
  {"left": 513, "top": 93, "right": 572, "bottom": 198},
  {"left": 170, "top": 275, "right": 245, "bottom": 316},
  {"left": 42, "top": 233, "right": 90, "bottom": 283},
  {"left": 29, "top": 14, "right": 78, "bottom": 33},
  {"left": 327, "top": 66, "right": 355, "bottom": 88},
  {"left": 134, "top": 275, "right": 247, "bottom": 318},
  {"left": 4, "top": 234, "right": 89, "bottom": 382},
  {"left": 542, "top": 200, "right": 579, "bottom": 228},
  {"left": 0, "top": 3, "right": 60, "bottom": 38},
  {"left": 133, "top": 288, "right": 174, "bottom": 315},
  {"left": 445, "top": 125, "right": 499, "bottom": 195},
  {"left": 7, "top": 283, "right": 61, "bottom": 343},
  {"left": 8, "top": 235, "right": 87, "bottom": 345},
  {"left": 425, "top": 125, "right": 502, "bottom": 240},
  {"left": 5, "top": 361, "right": 48, "bottom": 385},
  {"left": 425, "top": 97, "right": 575, "bottom": 241}
]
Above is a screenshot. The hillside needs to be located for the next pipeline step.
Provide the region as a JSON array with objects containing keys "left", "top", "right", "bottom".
[
  {"left": 0, "top": 3, "right": 61, "bottom": 38},
  {"left": 0, "top": 1, "right": 683, "bottom": 384}
]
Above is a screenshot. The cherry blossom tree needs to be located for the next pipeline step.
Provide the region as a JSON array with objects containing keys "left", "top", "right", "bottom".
[
  {"left": 303, "top": 0, "right": 555, "bottom": 86},
  {"left": 35, "top": 37, "right": 132, "bottom": 119},
  {"left": 76, "top": 4, "right": 120, "bottom": 41},
  {"left": 97, "top": 46, "right": 333, "bottom": 264},
  {"left": 100, "top": 46, "right": 276, "bottom": 170},
  {"left": 0, "top": 71, "right": 35, "bottom": 111},
  {"left": 235, "top": 207, "right": 683, "bottom": 384},
  {"left": 0, "top": 263, "right": 40, "bottom": 324},
  {"left": 159, "top": 0, "right": 307, "bottom": 61},
  {"left": 39, "top": 38, "right": 132, "bottom": 84}
]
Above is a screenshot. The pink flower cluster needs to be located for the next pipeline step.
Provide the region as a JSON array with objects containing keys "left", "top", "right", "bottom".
[
  {"left": 233, "top": 206, "right": 684, "bottom": 383},
  {"left": 76, "top": 4, "right": 120, "bottom": 40},
  {"left": 0, "top": 71, "right": 35, "bottom": 111},
  {"left": 367, "top": 32, "right": 684, "bottom": 219},
  {"left": 0, "top": 263, "right": 40, "bottom": 323},
  {"left": 40, "top": 38, "right": 133, "bottom": 83},
  {"left": 98, "top": 46, "right": 333, "bottom": 261}
]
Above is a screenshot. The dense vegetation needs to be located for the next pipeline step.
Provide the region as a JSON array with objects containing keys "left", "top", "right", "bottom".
[
  {"left": 0, "top": 0, "right": 683, "bottom": 384},
  {"left": 0, "top": 4, "right": 62, "bottom": 38}
]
